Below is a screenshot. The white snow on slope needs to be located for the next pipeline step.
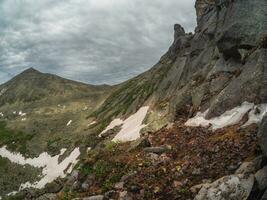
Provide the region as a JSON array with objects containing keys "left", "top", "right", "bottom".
[
  {"left": 0, "top": 112, "right": 3, "bottom": 117},
  {"left": 243, "top": 103, "right": 267, "bottom": 127},
  {"left": 99, "top": 118, "right": 124, "bottom": 136},
  {"left": 7, "top": 191, "right": 18, "bottom": 196},
  {"left": 112, "top": 106, "right": 149, "bottom": 142},
  {"left": 185, "top": 102, "right": 267, "bottom": 130},
  {"left": 100, "top": 106, "right": 149, "bottom": 142},
  {"left": 18, "top": 111, "right": 26, "bottom": 117},
  {"left": 66, "top": 120, "right": 72, "bottom": 126},
  {"left": 88, "top": 121, "right": 97, "bottom": 127},
  {"left": 0, "top": 146, "right": 80, "bottom": 189}
]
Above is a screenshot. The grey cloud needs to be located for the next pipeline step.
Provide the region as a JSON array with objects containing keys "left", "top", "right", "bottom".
[{"left": 0, "top": 0, "right": 196, "bottom": 85}]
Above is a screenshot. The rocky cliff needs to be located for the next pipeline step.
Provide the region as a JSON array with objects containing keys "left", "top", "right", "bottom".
[
  {"left": 1, "top": 0, "right": 267, "bottom": 199},
  {"left": 93, "top": 0, "right": 267, "bottom": 130}
]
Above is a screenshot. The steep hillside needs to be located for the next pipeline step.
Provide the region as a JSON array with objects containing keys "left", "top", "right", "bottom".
[
  {"left": 1, "top": 0, "right": 267, "bottom": 199},
  {"left": 93, "top": 0, "right": 267, "bottom": 133},
  {"left": 0, "top": 69, "right": 115, "bottom": 198},
  {"left": 0, "top": 67, "right": 113, "bottom": 153}
]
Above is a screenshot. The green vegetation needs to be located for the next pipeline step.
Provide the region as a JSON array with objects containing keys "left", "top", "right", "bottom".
[
  {"left": 80, "top": 145, "right": 128, "bottom": 193},
  {"left": 0, "top": 121, "right": 34, "bottom": 154},
  {"left": 0, "top": 157, "right": 41, "bottom": 198},
  {"left": 105, "top": 141, "right": 119, "bottom": 151}
]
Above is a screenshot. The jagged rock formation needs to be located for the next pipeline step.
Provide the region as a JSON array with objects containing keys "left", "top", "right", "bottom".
[{"left": 93, "top": 0, "right": 267, "bottom": 131}]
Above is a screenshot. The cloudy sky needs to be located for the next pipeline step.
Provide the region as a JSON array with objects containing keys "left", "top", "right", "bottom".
[{"left": 0, "top": 0, "right": 196, "bottom": 85}]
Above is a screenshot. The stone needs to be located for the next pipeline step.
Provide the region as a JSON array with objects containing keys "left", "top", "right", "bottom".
[
  {"left": 173, "top": 181, "right": 183, "bottom": 190},
  {"left": 45, "top": 181, "right": 63, "bottom": 193},
  {"left": 194, "top": 174, "right": 254, "bottom": 200},
  {"left": 261, "top": 189, "right": 267, "bottom": 200},
  {"left": 104, "top": 190, "right": 117, "bottom": 198},
  {"left": 36, "top": 193, "right": 58, "bottom": 200},
  {"left": 66, "top": 170, "right": 80, "bottom": 185},
  {"left": 143, "top": 146, "right": 171, "bottom": 154},
  {"left": 192, "top": 168, "right": 201, "bottom": 175},
  {"left": 71, "top": 180, "right": 81, "bottom": 191},
  {"left": 120, "top": 171, "right": 137, "bottom": 182},
  {"left": 82, "top": 195, "right": 104, "bottom": 200},
  {"left": 127, "top": 137, "right": 151, "bottom": 152},
  {"left": 119, "top": 191, "right": 133, "bottom": 200},
  {"left": 81, "top": 174, "right": 95, "bottom": 191},
  {"left": 235, "top": 156, "right": 263, "bottom": 175},
  {"left": 255, "top": 166, "right": 267, "bottom": 190},
  {"left": 258, "top": 115, "right": 267, "bottom": 157},
  {"left": 114, "top": 182, "right": 124, "bottom": 190},
  {"left": 190, "top": 183, "right": 206, "bottom": 194}
]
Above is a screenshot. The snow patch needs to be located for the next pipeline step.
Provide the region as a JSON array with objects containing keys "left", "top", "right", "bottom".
[
  {"left": 99, "top": 119, "right": 123, "bottom": 136},
  {"left": 185, "top": 102, "right": 267, "bottom": 130},
  {"left": 112, "top": 106, "right": 149, "bottom": 142},
  {"left": 88, "top": 121, "right": 96, "bottom": 127},
  {"left": 83, "top": 106, "right": 88, "bottom": 111},
  {"left": 0, "top": 146, "right": 80, "bottom": 189},
  {"left": 0, "top": 112, "right": 3, "bottom": 117},
  {"left": 21, "top": 118, "right": 26, "bottom": 121},
  {"left": 99, "top": 107, "right": 149, "bottom": 142},
  {"left": 66, "top": 120, "right": 72, "bottom": 126},
  {"left": 7, "top": 191, "right": 18, "bottom": 196},
  {"left": 242, "top": 104, "right": 267, "bottom": 127},
  {"left": 18, "top": 111, "right": 26, "bottom": 117}
]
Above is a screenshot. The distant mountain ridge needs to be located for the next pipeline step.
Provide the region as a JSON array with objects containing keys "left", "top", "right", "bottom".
[{"left": 0, "top": 67, "right": 112, "bottom": 106}]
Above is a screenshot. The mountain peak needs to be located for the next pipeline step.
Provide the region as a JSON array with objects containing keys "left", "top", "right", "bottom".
[{"left": 21, "top": 67, "right": 41, "bottom": 75}]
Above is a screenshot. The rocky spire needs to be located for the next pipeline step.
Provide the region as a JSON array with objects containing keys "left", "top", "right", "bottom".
[{"left": 174, "top": 24, "right": 185, "bottom": 41}]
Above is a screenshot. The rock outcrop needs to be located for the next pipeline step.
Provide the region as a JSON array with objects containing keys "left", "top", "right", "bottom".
[
  {"left": 94, "top": 0, "right": 267, "bottom": 126},
  {"left": 259, "top": 115, "right": 267, "bottom": 157},
  {"left": 194, "top": 174, "right": 254, "bottom": 200}
]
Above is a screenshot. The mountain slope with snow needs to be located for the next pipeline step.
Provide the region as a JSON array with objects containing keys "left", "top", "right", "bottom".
[{"left": 1, "top": 0, "right": 267, "bottom": 199}]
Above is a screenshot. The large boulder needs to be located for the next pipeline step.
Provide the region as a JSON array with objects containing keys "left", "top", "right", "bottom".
[
  {"left": 235, "top": 156, "right": 263, "bottom": 175},
  {"left": 194, "top": 174, "right": 254, "bottom": 200},
  {"left": 258, "top": 115, "right": 267, "bottom": 157},
  {"left": 261, "top": 189, "right": 267, "bottom": 200},
  {"left": 255, "top": 166, "right": 267, "bottom": 191}
]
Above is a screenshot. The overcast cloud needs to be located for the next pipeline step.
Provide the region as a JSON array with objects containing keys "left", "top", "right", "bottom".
[{"left": 0, "top": 0, "right": 196, "bottom": 85}]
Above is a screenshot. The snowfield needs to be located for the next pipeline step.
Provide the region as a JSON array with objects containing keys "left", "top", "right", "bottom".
[
  {"left": 100, "top": 106, "right": 149, "bottom": 142},
  {"left": 0, "top": 146, "right": 80, "bottom": 190},
  {"left": 185, "top": 102, "right": 267, "bottom": 130}
]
